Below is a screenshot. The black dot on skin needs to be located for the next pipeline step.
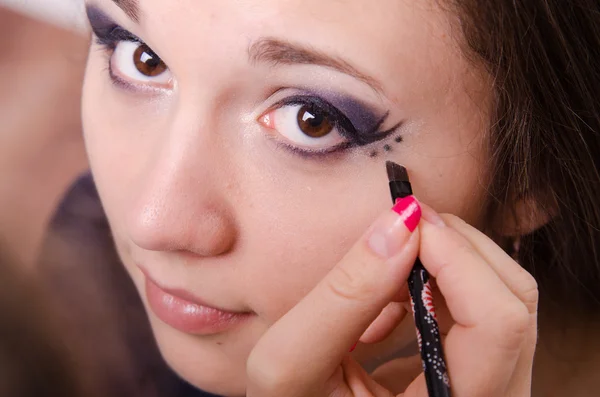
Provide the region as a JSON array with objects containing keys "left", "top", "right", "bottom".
[
  {"left": 369, "top": 151, "right": 378, "bottom": 158},
  {"left": 395, "top": 136, "right": 403, "bottom": 143},
  {"left": 384, "top": 144, "right": 392, "bottom": 152}
]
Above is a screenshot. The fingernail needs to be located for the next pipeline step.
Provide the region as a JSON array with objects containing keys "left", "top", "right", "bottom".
[
  {"left": 392, "top": 196, "right": 422, "bottom": 232},
  {"left": 420, "top": 203, "right": 446, "bottom": 227},
  {"left": 368, "top": 196, "right": 421, "bottom": 258}
]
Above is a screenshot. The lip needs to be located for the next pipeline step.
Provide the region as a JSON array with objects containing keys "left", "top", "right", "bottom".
[{"left": 141, "top": 268, "right": 252, "bottom": 335}]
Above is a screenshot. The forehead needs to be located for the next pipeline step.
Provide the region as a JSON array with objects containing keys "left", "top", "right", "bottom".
[
  {"left": 134, "top": 0, "right": 451, "bottom": 48},
  {"left": 132, "top": 0, "right": 444, "bottom": 25},
  {"left": 113, "top": 0, "right": 463, "bottom": 98}
]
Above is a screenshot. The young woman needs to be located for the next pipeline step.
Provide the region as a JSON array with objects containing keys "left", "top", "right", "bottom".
[{"left": 80, "top": 0, "right": 600, "bottom": 395}]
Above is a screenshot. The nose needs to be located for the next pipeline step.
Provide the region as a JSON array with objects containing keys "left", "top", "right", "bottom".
[{"left": 126, "top": 122, "right": 237, "bottom": 257}]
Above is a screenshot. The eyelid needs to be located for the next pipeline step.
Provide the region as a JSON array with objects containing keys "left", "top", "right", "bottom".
[
  {"left": 93, "top": 24, "right": 144, "bottom": 48},
  {"left": 267, "top": 94, "right": 399, "bottom": 146},
  {"left": 269, "top": 95, "right": 358, "bottom": 138}
]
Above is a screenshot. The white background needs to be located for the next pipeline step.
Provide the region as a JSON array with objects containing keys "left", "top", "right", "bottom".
[{"left": 0, "top": 0, "right": 87, "bottom": 30}]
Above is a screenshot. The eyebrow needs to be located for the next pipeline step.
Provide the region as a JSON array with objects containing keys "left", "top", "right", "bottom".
[
  {"left": 111, "top": 0, "right": 140, "bottom": 22},
  {"left": 97, "top": 6, "right": 383, "bottom": 94},
  {"left": 249, "top": 38, "right": 384, "bottom": 94}
]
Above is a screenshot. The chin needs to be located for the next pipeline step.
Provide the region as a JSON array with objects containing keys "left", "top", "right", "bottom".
[{"left": 149, "top": 316, "right": 252, "bottom": 397}]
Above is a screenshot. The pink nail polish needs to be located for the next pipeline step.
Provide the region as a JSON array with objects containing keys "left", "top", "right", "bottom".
[{"left": 392, "top": 196, "right": 422, "bottom": 232}]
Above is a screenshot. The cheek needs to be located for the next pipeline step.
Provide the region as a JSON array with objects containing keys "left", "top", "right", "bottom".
[
  {"left": 417, "top": 103, "right": 491, "bottom": 227},
  {"left": 420, "top": 154, "right": 488, "bottom": 226},
  {"left": 390, "top": 62, "right": 493, "bottom": 229},
  {"left": 236, "top": 163, "right": 391, "bottom": 321},
  {"left": 81, "top": 59, "right": 169, "bottom": 230}
]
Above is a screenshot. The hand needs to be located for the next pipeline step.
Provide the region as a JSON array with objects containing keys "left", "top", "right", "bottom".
[{"left": 246, "top": 197, "right": 538, "bottom": 397}]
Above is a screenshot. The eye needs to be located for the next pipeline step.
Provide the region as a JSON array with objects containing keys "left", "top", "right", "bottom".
[
  {"left": 257, "top": 94, "right": 403, "bottom": 157},
  {"left": 259, "top": 102, "right": 347, "bottom": 150},
  {"left": 110, "top": 41, "right": 173, "bottom": 88}
]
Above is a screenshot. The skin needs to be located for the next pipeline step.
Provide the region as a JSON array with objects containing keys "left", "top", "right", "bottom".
[{"left": 82, "top": 0, "right": 536, "bottom": 395}]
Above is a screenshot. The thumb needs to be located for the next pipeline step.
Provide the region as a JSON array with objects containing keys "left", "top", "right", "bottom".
[{"left": 247, "top": 196, "right": 421, "bottom": 397}]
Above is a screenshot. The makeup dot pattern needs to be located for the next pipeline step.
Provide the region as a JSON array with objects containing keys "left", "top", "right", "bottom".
[{"left": 369, "top": 135, "right": 403, "bottom": 158}]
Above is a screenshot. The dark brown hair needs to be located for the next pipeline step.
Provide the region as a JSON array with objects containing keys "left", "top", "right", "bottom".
[{"left": 452, "top": 0, "right": 600, "bottom": 318}]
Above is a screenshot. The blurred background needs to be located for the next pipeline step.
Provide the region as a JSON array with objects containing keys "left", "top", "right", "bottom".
[
  {"left": 2, "top": 0, "right": 87, "bottom": 30},
  {"left": 0, "top": 0, "right": 88, "bottom": 267},
  {"left": 0, "top": 1, "right": 215, "bottom": 396}
]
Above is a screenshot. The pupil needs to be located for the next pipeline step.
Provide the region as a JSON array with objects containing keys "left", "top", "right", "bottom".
[
  {"left": 304, "top": 111, "right": 324, "bottom": 127},
  {"left": 297, "top": 105, "right": 333, "bottom": 138},
  {"left": 145, "top": 56, "right": 159, "bottom": 67},
  {"left": 133, "top": 44, "right": 167, "bottom": 77}
]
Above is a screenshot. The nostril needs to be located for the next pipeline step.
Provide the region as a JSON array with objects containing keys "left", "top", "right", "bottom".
[{"left": 191, "top": 211, "right": 238, "bottom": 256}]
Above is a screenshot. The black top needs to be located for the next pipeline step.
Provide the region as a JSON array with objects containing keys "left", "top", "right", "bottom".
[{"left": 38, "top": 172, "right": 218, "bottom": 397}]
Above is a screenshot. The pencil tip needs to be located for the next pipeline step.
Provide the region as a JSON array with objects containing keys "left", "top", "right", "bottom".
[{"left": 386, "top": 161, "right": 409, "bottom": 182}]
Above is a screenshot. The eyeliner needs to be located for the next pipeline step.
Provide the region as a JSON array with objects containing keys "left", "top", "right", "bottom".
[{"left": 386, "top": 161, "right": 451, "bottom": 397}]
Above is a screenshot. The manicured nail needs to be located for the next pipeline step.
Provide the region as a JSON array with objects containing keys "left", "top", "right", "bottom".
[
  {"left": 420, "top": 203, "right": 446, "bottom": 227},
  {"left": 392, "top": 196, "right": 422, "bottom": 232},
  {"left": 368, "top": 196, "right": 421, "bottom": 258},
  {"left": 349, "top": 342, "right": 358, "bottom": 352}
]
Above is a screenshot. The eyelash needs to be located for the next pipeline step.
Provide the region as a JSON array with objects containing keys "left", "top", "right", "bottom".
[
  {"left": 92, "top": 27, "right": 401, "bottom": 158},
  {"left": 266, "top": 95, "right": 402, "bottom": 157},
  {"left": 95, "top": 25, "right": 141, "bottom": 49},
  {"left": 94, "top": 26, "right": 160, "bottom": 89}
]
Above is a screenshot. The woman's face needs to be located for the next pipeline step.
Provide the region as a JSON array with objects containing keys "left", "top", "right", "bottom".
[{"left": 82, "top": 0, "right": 491, "bottom": 395}]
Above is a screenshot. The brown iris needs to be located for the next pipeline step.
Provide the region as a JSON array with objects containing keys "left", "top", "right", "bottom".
[
  {"left": 133, "top": 44, "right": 167, "bottom": 77},
  {"left": 297, "top": 105, "right": 334, "bottom": 138}
]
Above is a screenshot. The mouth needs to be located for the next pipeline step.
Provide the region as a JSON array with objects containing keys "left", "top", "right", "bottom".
[{"left": 139, "top": 266, "right": 253, "bottom": 335}]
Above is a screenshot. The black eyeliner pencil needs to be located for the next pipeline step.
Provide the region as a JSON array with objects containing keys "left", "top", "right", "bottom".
[{"left": 386, "top": 161, "right": 451, "bottom": 397}]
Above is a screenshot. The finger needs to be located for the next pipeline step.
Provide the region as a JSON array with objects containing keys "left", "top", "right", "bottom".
[
  {"left": 247, "top": 196, "right": 421, "bottom": 397},
  {"left": 440, "top": 214, "right": 538, "bottom": 394},
  {"left": 505, "top": 311, "right": 537, "bottom": 396},
  {"left": 440, "top": 214, "right": 539, "bottom": 314},
  {"left": 391, "top": 282, "right": 410, "bottom": 303},
  {"left": 400, "top": 373, "right": 427, "bottom": 397},
  {"left": 371, "top": 354, "right": 422, "bottom": 393},
  {"left": 341, "top": 357, "right": 395, "bottom": 397},
  {"left": 359, "top": 302, "right": 407, "bottom": 344},
  {"left": 418, "top": 217, "right": 533, "bottom": 396}
]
